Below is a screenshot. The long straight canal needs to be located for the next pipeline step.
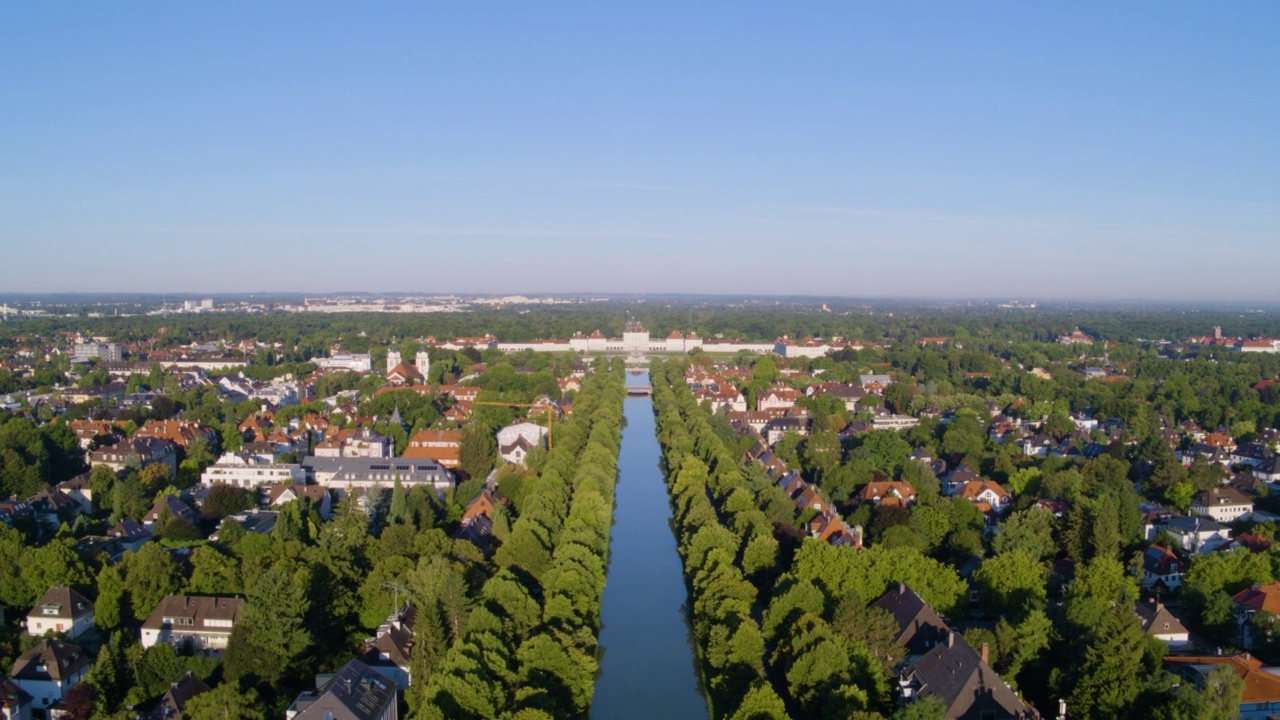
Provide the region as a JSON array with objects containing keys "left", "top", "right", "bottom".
[{"left": 592, "top": 369, "right": 708, "bottom": 719}]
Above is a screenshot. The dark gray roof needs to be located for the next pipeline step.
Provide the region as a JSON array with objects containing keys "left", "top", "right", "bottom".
[
  {"left": 902, "top": 633, "right": 1036, "bottom": 719},
  {"left": 29, "top": 586, "right": 93, "bottom": 621},
  {"left": 0, "top": 676, "right": 32, "bottom": 710},
  {"left": 290, "top": 658, "right": 397, "bottom": 720},
  {"left": 872, "top": 583, "right": 951, "bottom": 656},
  {"left": 11, "top": 639, "right": 91, "bottom": 682},
  {"left": 142, "top": 673, "right": 210, "bottom": 720}
]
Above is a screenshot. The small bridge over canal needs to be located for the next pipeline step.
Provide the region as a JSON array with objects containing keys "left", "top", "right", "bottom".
[{"left": 626, "top": 385, "right": 653, "bottom": 397}]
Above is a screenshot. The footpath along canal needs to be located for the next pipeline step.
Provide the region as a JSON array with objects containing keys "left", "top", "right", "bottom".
[{"left": 591, "top": 369, "right": 708, "bottom": 719}]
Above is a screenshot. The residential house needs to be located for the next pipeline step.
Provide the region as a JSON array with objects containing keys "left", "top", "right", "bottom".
[
  {"left": 898, "top": 632, "right": 1038, "bottom": 719},
  {"left": 143, "top": 495, "right": 198, "bottom": 530},
  {"left": 496, "top": 423, "right": 547, "bottom": 465},
  {"left": 8, "top": 640, "right": 90, "bottom": 712},
  {"left": 1160, "top": 516, "right": 1233, "bottom": 554},
  {"left": 200, "top": 452, "right": 305, "bottom": 488},
  {"left": 0, "top": 499, "right": 34, "bottom": 527},
  {"left": 74, "top": 536, "right": 125, "bottom": 566},
  {"left": 958, "top": 480, "right": 1013, "bottom": 519},
  {"left": 872, "top": 413, "right": 920, "bottom": 431},
  {"left": 1227, "top": 532, "right": 1274, "bottom": 554},
  {"left": 90, "top": 437, "right": 179, "bottom": 475},
  {"left": 941, "top": 468, "right": 983, "bottom": 497},
  {"left": 1141, "top": 545, "right": 1186, "bottom": 590},
  {"left": 1233, "top": 443, "right": 1275, "bottom": 468},
  {"left": 316, "top": 428, "right": 394, "bottom": 459},
  {"left": 1254, "top": 457, "right": 1280, "bottom": 484},
  {"left": 108, "top": 519, "right": 152, "bottom": 553},
  {"left": 134, "top": 420, "right": 217, "bottom": 450},
  {"left": 1135, "top": 600, "right": 1191, "bottom": 652},
  {"left": 462, "top": 489, "right": 499, "bottom": 525},
  {"left": 55, "top": 474, "right": 93, "bottom": 513},
  {"left": 0, "top": 677, "right": 32, "bottom": 720},
  {"left": 763, "top": 417, "right": 809, "bottom": 445},
  {"left": 853, "top": 481, "right": 917, "bottom": 508},
  {"left": 360, "top": 604, "right": 416, "bottom": 690},
  {"left": 872, "top": 583, "right": 951, "bottom": 659},
  {"left": 756, "top": 385, "right": 800, "bottom": 412},
  {"left": 401, "top": 429, "right": 461, "bottom": 468},
  {"left": 1233, "top": 582, "right": 1280, "bottom": 645},
  {"left": 140, "top": 672, "right": 210, "bottom": 720},
  {"left": 140, "top": 595, "right": 244, "bottom": 656},
  {"left": 1165, "top": 654, "right": 1280, "bottom": 719},
  {"left": 1191, "top": 486, "right": 1254, "bottom": 524},
  {"left": 64, "top": 419, "right": 122, "bottom": 449},
  {"left": 267, "top": 484, "right": 334, "bottom": 519},
  {"left": 1020, "top": 435, "right": 1056, "bottom": 457},
  {"left": 859, "top": 374, "right": 894, "bottom": 392},
  {"left": 25, "top": 588, "right": 94, "bottom": 640},
  {"left": 285, "top": 658, "right": 398, "bottom": 720},
  {"left": 25, "top": 489, "right": 80, "bottom": 533}
]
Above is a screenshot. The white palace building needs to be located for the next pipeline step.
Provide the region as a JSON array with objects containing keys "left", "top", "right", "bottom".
[{"left": 386, "top": 323, "right": 861, "bottom": 359}]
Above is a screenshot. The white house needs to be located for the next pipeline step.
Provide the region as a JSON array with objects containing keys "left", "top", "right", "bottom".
[
  {"left": 0, "top": 677, "right": 32, "bottom": 720},
  {"left": 1141, "top": 545, "right": 1186, "bottom": 590},
  {"left": 1161, "top": 516, "right": 1233, "bottom": 554},
  {"left": 497, "top": 423, "right": 548, "bottom": 465},
  {"left": 200, "top": 452, "right": 305, "bottom": 489},
  {"left": 140, "top": 595, "right": 244, "bottom": 656},
  {"left": 1191, "top": 487, "right": 1254, "bottom": 524},
  {"left": 9, "top": 640, "right": 90, "bottom": 711},
  {"left": 25, "top": 587, "right": 94, "bottom": 639},
  {"left": 872, "top": 414, "right": 920, "bottom": 431},
  {"left": 1136, "top": 601, "right": 1191, "bottom": 651}
]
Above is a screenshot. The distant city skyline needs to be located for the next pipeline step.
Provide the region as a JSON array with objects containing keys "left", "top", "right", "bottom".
[{"left": 2, "top": 3, "right": 1277, "bottom": 300}]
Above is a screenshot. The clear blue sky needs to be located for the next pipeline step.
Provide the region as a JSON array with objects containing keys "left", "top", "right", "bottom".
[{"left": 2, "top": 3, "right": 1277, "bottom": 300}]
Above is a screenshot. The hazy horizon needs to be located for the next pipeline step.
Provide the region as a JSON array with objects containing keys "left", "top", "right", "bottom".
[{"left": 3, "top": 4, "right": 1277, "bottom": 300}]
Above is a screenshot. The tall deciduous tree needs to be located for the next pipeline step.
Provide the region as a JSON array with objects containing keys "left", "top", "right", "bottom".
[
  {"left": 183, "top": 681, "right": 265, "bottom": 720},
  {"left": 460, "top": 423, "right": 497, "bottom": 480}
]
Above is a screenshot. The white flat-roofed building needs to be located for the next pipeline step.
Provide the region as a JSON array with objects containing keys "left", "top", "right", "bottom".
[
  {"left": 201, "top": 453, "right": 305, "bottom": 489},
  {"left": 313, "top": 353, "right": 373, "bottom": 373}
]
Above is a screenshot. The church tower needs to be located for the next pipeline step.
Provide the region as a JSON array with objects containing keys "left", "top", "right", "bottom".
[
  {"left": 387, "top": 349, "right": 402, "bottom": 373},
  {"left": 416, "top": 350, "right": 430, "bottom": 379}
]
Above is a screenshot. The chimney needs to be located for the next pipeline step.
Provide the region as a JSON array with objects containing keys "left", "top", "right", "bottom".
[
  {"left": 948, "top": 632, "right": 955, "bottom": 648},
  {"left": 980, "top": 642, "right": 990, "bottom": 664},
  {"left": 898, "top": 582, "right": 907, "bottom": 594}
]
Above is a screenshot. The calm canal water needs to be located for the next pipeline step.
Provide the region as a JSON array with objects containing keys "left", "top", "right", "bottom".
[{"left": 591, "top": 370, "right": 708, "bottom": 720}]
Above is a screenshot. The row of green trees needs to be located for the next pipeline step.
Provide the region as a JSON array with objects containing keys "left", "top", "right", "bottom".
[
  {"left": 418, "top": 361, "right": 625, "bottom": 719},
  {"left": 651, "top": 360, "right": 790, "bottom": 719}
]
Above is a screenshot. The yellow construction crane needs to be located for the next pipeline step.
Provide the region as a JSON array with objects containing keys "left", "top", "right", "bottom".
[{"left": 471, "top": 400, "right": 556, "bottom": 449}]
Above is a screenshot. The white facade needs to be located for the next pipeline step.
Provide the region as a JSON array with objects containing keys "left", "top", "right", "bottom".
[
  {"left": 698, "top": 340, "right": 774, "bottom": 354},
  {"left": 71, "top": 342, "right": 122, "bottom": 364},
  {"left": 873, "top": 414, "right": 921, "bottom": 431},
  {"left": 25, "top": 611, "right": 93, "bottom": 640},
  {"left": 201, "top": 453, "right": 305, "bottom": 488},
  {"left": 1191, "top": 492, "right": 1254, "bottom": 524},
  {"left": 14, "top": 675, "right": 84, "bottom": 713},
  {"left": 314, "top": 353, "right": 373, "bottom": 373},
  {"left": 497, "top": 423, "right": 548, "bottom": 451}
]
